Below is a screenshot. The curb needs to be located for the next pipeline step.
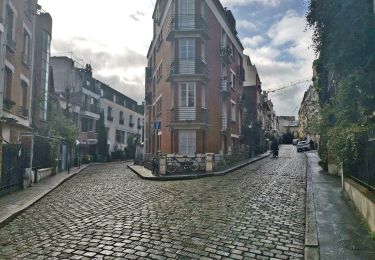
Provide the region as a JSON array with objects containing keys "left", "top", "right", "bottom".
[
  {"left": 304, "top": 153, "right": 320, "bottom": 260},
  {"left": 127, "top": 152, "right": 271, "bottom": 181},
  {"left": 0, "top": 163, "right": 102, "bottom": 229}
]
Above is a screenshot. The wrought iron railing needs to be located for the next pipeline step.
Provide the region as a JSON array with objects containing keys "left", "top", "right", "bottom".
[
  {"left": 168, "top": 59, "right": 209, "bottom": 78},
  {"left": 168, "top": 14, "right": 208, "bottom": 34},
  {"left": 169, "top": 107, "right": 209, "bottom": 125}
]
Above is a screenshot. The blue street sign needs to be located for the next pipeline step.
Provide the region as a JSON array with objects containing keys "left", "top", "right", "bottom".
[{"left": 153, "top": 121, "right": 161, "bottom": 130}]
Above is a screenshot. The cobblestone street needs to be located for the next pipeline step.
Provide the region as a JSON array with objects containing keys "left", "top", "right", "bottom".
[{"left": 0, "top": 145, "right": 306, "bottom": 259}]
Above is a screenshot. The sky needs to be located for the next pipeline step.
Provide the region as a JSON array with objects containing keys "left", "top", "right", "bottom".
[{"left": 38, "top": 0, "right": 315, "bottom": 117}]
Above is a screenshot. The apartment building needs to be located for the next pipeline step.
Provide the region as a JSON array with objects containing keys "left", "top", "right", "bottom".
[
  {"left": 32, "top": 8, "right": 52, "bottom": 132},
  {"left": 50, "top": 57, "right": 101, "bottom": 155},
  {"left": 145, "top": 0, "right": 245, "bottom": 156},
  {"left": 101, "top": 84, "right": 143, "bottom": 154},
  {"left": 0, "top": 0, "right": 36, "bottom": 144}
]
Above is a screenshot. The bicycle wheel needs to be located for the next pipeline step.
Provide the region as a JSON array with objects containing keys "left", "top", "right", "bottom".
[
  {"left": 191, "top": 159, "right": 200, "bottom": 172},
  {"left": 167, "top": 162, "right": 177, "bottom": 174}
]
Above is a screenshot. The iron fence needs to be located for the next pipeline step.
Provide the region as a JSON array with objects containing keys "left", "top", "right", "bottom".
[
  {"left": 347, "top": 134, "right": 375, "bottom": 190},
  {"left": 0, "top": 144, "right": 26, "bottom": 197}
]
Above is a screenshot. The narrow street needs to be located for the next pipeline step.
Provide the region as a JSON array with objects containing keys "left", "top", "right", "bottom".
[{"left": 0, "top": 145, "right": 306, "bottom": 260}]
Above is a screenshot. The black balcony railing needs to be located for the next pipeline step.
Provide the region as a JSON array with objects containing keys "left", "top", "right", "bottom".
[
  {"left": 145, "top": 67, "right": 152, "bottom": 83},
  {"left": 82, "top": 105, "right": 100, "bottom": 114},
  {"left": 169, "top": 107, "right": 209, "bottom": 125},
  {"left": 119, "top": 118, "right": 125, "bottom": 125},
  {"left": 167, "top": 15, "right": 209, "bottom": 40},
  {"left": 107, "top": 115, "right": 113, "bottom": 122},
  {"left": 3, "top": 98, "right": 15, "bottom": 111},
  {"left": 145, "top": 92, "right": 152, "bottom": 105},
  {"left": 220, "top": 45, "right": 233, "bottom": 64},
  {"left": 168, "top": 59, "right": 208, "bottom": 79},
  {"left": 220, "top": 77, "right": 230, "bottom": 93},
  {"left": 19, "top": 106, "right": 29, "bottom": 118}
]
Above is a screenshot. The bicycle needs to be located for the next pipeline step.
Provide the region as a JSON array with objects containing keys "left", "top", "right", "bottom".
[{"left": 167, "top": 154, "right": 200, "bottom": 174}]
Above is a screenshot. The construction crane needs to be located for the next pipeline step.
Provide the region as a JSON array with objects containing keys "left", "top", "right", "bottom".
[{"left": 265, "top": 79, "right": 312, "bottom": 94}]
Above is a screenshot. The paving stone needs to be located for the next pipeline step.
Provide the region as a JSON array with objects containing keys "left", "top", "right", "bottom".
[{"left": 0, "top": 148, "right": 306, "bottom": 260}]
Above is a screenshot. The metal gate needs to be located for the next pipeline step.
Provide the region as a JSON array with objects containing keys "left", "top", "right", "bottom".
[{"left": 0, "top": 144, "right": 26, "bottom": 197}]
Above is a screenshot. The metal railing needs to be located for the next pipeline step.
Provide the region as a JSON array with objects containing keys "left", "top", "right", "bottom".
[
  {"left": 169, "top": 107, "right": 209, "bottom": 124},
  {"left": 220, "top": 77, "right": 230, "bottom": 93},
  {"left": 168, "top": 14, "right": 208, "bottom": 33},
  {"left": 19, "top": 106, "right": 29, "bottom": 118},
  {"left": 220, "top": 44, "right": 233, "bottom": 64},
  {"left": 168, "top": 59, "right": 209, "bottom": 78}
]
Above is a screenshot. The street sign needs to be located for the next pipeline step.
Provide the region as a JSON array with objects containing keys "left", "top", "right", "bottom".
[{"left": 153, "top": 121, "right": 161, "bottom": 130}]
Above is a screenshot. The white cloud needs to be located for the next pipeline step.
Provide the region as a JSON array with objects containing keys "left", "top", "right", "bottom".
[
  {"left": 243, "top": 10, "right": 314, "bottom": 116},
  {"left": 242, "top": 35, "right": 266, "bottom": 48},
  {"left": 237, "top": 20, "right": 257, "bottom": 31},
  {"left": 221, "top": 0, "right": 281, "bottom": 7},
  {"left": 39, "top": 0, "right": 155, "bottom": 103}
]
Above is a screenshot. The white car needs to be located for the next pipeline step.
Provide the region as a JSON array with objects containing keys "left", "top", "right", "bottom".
[{"left": 297, "top": 141, "right": 310, "bottom": 152}]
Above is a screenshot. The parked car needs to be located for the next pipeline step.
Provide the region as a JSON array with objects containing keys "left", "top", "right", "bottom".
[
  {"left": 292, "top": 139, "right": 299, "bottom": 145},
  {"left": 297, "top": 141, "right": 310, "bottom": 152}
]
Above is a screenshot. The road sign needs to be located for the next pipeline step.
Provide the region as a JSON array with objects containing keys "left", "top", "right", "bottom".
[{"left": 153, "top": 121, "right": 161, "bottom": 130}]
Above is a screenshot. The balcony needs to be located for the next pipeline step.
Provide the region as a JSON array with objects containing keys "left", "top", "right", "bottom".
[
  {"left": 79, "top": 131, "right": 98, "bottom": 145},
  {"left": 3, "top": 98, "right": 15, "bottom": 112},
  {"left": 168, "top": 107, "right": 209, "bottom": 129},
  {"left": 167, "top": 15, "right": 209, "bottom": 41},
  {"left": 220, "top": 77, "right": 230, "bottom": 96},
  {"left": 119, "top": 118, "right": 125, "bottom": 125},
  {"left": 107, "top": 115, "right": 113, "bottom": 122},
  {"left": 167, "top": 59, "right": 208, "bottom": 81},
  {"left": 145, "top": 91, "right": 152, "bottom": 106},
  {"left": 238, "top": 65, "right": 245, "bottom": 82},
  {"left": 221, "top": 117, "right": 229, "bottom": 132},
  {"left": 220, "top": 45, "right": 233, "bottom": 64},
  {"left": 19, "top": 106, "right": 29, "bottom": 118}
]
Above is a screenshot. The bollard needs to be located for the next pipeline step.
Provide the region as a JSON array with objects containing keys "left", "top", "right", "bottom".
[{"left": 205, "top": 153, "right": 215, "bottom": 173}]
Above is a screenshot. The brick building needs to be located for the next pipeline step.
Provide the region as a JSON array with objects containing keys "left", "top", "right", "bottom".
[{"left": 145, "top": 0, "right": 245, "bottom": 156}]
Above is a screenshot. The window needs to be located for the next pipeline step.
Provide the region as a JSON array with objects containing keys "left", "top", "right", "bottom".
[
  {"left": 40, "top": 31, "right": 51, "bottom": 121},
  {"left": 4, "top": 66, "right": 13, "bottom": 100},
  {"left": 6, "top": 6, "right": 15, "bottom": 47},
  {"left": 179, "top": 130, "right": 196, "bottom": 155},
  {"left": 230, "top": 71, "right": 235, "bottom": 89},
  {"left": 81, "top": 118, "right": 94, "bottom": 132},
  {"left": 116, "top": 130, "right": 126, "bottom": 144},
  {"left": 201, "top": 0, "right": 205, "bottom": 17},
  {"left": 201, "top": 87, "right": 206, "bottom": 108},
  {"left": 179, "top": 39, "right": 195, "bottom": 60},
  {"left": 231, "top": 101, "right": 236, "bottom": 122},
  {"left": 156, "top": 62, "right": 163, "bottom": 82},
  {"left": 119, "top": 111, "right": 124, "bottom": 124},
  {"left": 156, "top": 97, "right": 162, "bottom": 115},
  {"left": 179, "top": 82, "right": 195, "bottom": 107},
  {"left": 20, "top": 80, "right": 28, "bottom": 109},
  {"left": 23, "top": 31, "right": 30, "bottom": 66},
  {"left": 129, "top": 115, "right": 134, "bottom": 127},
  {"left": 107, "top": 107, "right": 113, "bottom": 121},
  {"left": 178, "top": 0, "right": 195, "bottom": 28},
  {"left": 201, "top": 42, "right": 206, "bottom": 61}
]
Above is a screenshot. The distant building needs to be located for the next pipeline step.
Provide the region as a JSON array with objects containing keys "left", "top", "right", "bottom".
[
  {"left": 298, "top": 84, "right": 320, "bottom": 144},
  {"left": 100, "top": 84, "right": 143, "bottom": 155},
  {"left": 145, "top": 0, "right": 245, "bottom": 156},
  {"left": 278, "top": 116, "right": 299, "bottom": 137},
  {"left": 50, "top": 56, "right": 101, "bottom": 156}
]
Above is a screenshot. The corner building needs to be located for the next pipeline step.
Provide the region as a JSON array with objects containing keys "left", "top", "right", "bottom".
[{"left": 145, "top": 0, "right": 244, "bottom": 156}]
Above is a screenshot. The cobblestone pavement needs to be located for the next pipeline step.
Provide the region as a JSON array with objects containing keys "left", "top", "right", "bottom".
[{"left": 0, "top": 145, "right": 306, "bottom": 259}]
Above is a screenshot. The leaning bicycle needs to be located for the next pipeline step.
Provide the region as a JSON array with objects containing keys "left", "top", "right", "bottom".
[{"left": 167, "top": 154, "right": 200, "bottom": 174}]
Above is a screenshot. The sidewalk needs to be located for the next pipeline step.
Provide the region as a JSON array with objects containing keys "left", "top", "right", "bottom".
[
  {"left": 0, "top": 164, "right": 97, "bottom": 228},
  {"left": 305, "top": 151, "right": 375, "bottom": 259},
  {"left": 128, "top": 152, "right": 271, "bottom": 181}
]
